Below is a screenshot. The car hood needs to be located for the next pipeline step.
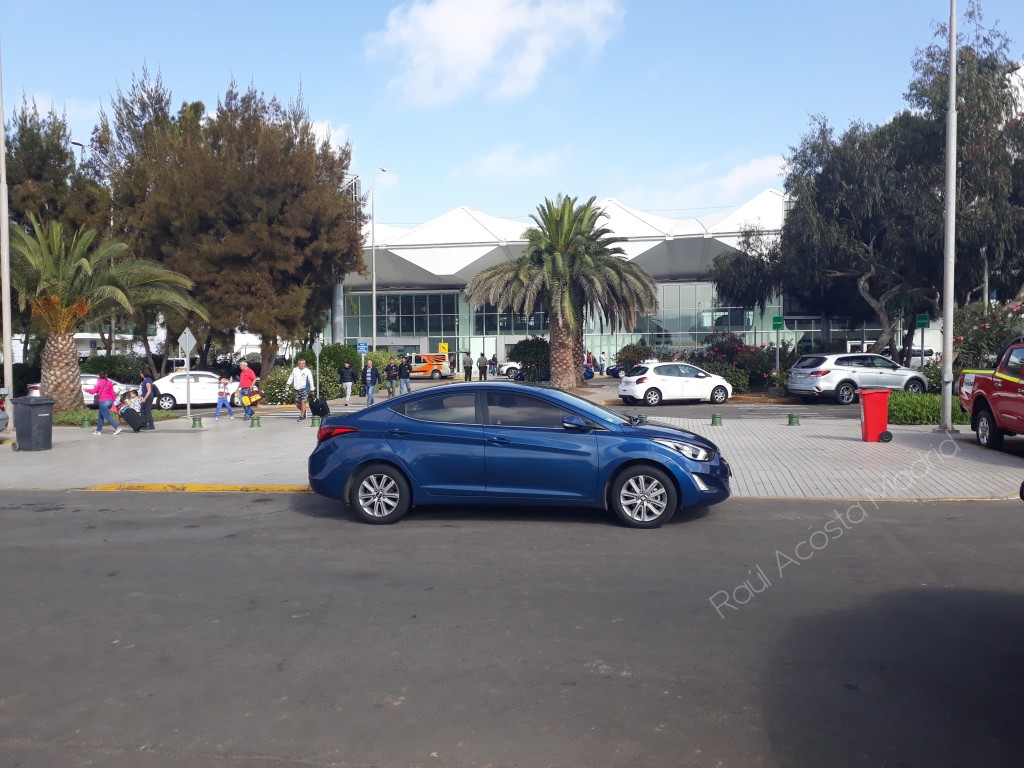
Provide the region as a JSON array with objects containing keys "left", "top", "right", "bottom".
[{"left": 618, "top": 419, "right": 722, "bottom": 454}]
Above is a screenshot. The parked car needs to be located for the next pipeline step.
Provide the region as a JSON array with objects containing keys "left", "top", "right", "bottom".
[
  {"left": 787, "top": 353, "right": 927, "bottom": 405},
  {"left": 29, "top": 374, "right": 129, "bottom": 406},
  {"left": 618, "top": 362, "right": 732, "bottom": 406},
  {"left": 152, "top": 370, "right": 239, "bottom": 410},
  {"left": 308, "top": 381, "right": 731, "bottom": 528},
  {"left": 958, "top": 336, "right": 1024, "bottom": 449},
  {"left": 605, "top": 364, "right": 625, "bottom": 378},
  {"left": 500, "top": 362, "right": 521, "bottom": 378}
]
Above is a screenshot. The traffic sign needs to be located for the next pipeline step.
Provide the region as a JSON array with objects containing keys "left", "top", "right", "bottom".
[
  {"left": 438, "top": 342, "right": 449, "bottom": 354},
  {"left": 916, "top": 313, "right": 929, "bottom": 329},
  {"left": 312, "top": 341, "right": 323, "bottom": 356},
  {"left": 357, "top": 341, "right": 368, "bottom": 354},
  {"left": 772, "top": 316, "right": 784, "bottom": 330},
  {"left": 178, "top": 327, "right": 197, "bottom": 355}
]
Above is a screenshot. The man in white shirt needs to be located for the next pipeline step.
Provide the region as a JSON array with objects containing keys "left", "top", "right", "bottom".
[{"left": 285, "top": 358, "right": 316, "bottom": 421}]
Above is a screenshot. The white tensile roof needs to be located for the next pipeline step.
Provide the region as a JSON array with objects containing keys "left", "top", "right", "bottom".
[{"left": 348, "top": 189, "right": 786, "bottom": 290}]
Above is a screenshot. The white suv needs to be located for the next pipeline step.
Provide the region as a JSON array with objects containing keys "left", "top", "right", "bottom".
[{"left": 787, "top": 353, "right": 927, "bottom": 404}]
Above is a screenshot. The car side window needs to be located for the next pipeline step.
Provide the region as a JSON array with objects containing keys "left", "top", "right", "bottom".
[
  {"left": 486, "top": 392, "right": 570, "bottom": 428},
  {"left": 655, "top": 365, "right": 679, "bottom": 377},
  {"left": 679, "top": 365, "right": 700, "bottom": 377},
  {"left": 1004, "top": 349, "right": 1024, "bottom": 377},
  {"left": 403, "top": 393, "right": 479, "bottom": 424},
  {"left": 835, "top": 357, "right": 860, "bottom": 367}
]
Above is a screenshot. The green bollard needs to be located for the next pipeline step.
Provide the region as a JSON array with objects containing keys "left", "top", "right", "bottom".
[
  {"left": 82, "top": 417, "right": 93, "bottom": 428},
  {"left": 249, "top": 415, "right": 261, "bottom": 428},
  {"left": 710, "top": 413, "right": 723, "bottom": 426},
  {"left": 191, "top": 416, "right": 203, "bottom": 429},
  {"left": 787, "top": 413, "right": 801, "bottom": 426},
  {"left": 310, "top": 415, "right": 321, "bottom": 428}
]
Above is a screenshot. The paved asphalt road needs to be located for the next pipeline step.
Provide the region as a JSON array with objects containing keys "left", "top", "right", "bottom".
[{"left": 2, "top": 491, "right": 1022, "bottom": 768}]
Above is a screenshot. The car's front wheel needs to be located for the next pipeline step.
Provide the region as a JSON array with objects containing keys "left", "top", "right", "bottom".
[
  {"left": 975, "top": 406, "right": 1004, "bottom": 449},
  {"left": 710, "top": 385, "right": 728, "bottom": 404},
  {"left": 505, "top": 367, "right": 519, "bottom": 378},
  {"left": 643, "top": 388, "right": 662, "bottom": 406},
  {"left": 904, "top": 379, "right": 925, "bottom": 394},
  {"left": 835, "top": 382, "right": 857, "bottom": 405},
  {"left": 351, "top": 463, "right": 411, "bottom": 524},
  {"left": 156, "top": 393, "right": 177, "bottom": 410},
  {"left": 621, "top": 395, "right": 637, "bottom": 405},
  {"left": 609, "top": 465, "right": 678, "bottom": 529}
]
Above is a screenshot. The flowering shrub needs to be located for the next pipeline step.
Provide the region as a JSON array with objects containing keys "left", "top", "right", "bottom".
[
  {"left": 680, "top": 331, "right": 786, "bottom": 388},
  {"left": 615, "top": 343, "right": 657, "bottom": 370},
  {"left": 693, "top": 360, "right": 749, "bottom": 394},
  {"left": 953, "top": 302, "right": 1024, "bottom": 368}
]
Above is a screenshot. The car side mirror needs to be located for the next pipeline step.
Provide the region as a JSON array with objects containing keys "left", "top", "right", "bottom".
[
  {"left": 562, "top": 414, "right": 591, "bottom": 431},
  {"left": 696, "top": 372, "right": 707, "bottom": 378}
]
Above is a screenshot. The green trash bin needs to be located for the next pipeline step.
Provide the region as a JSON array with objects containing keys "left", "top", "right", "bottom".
[{"left": 10, "top": 396, "right": 57, "bottom": 451}]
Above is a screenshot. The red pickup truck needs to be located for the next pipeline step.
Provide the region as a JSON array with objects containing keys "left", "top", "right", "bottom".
[{"left": 958, "top": 337, "right": 1024, "bottom": 449}]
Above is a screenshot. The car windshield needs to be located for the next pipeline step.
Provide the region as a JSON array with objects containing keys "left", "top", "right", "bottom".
[
  {"left": 793, "top": 356, "right": 827, "bottom": 368},
  {"left": 625, "top": 365, "right": 649, "bottom": 377}
]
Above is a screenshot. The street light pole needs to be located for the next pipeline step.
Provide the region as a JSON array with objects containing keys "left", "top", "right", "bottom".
[
  {"left": 939, "top": 0, "right": 959, "bottom": 432},
  {"left": 1, "top": 52, "right": 14, "bottom": 432},
  {"left": 370, "top": 167, "right": 387, "bottom": 352}
]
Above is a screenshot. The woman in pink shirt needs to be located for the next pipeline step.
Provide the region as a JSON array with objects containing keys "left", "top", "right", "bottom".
[{"left": 86, "top": 372, "right": 122, "bottom": 436}]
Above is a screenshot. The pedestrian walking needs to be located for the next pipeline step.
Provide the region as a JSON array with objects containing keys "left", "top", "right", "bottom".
[
  {"left": 398, "top": 356, "right": 413, "bottom": 395},
  {"left": 139, "top": 368, "right": 156, "bottom": 430},
  {"left": 489, "top": 353, "right": 498, "bottom": 376},
  {"left": 286, "top": 358, "right": 316, "bottom": 421},
  {"left": 238, "top": 361, "right": 258, "bottom": 420},
  {"left": 214, "top": 377, "right": 235, "bottom": 420},
  {"left": 384, "top": 358, "right": 399, "bottom": 397},
  {"left": 599, "top": 352, "right": 607, "bottom": 376},
  {"left": 462, "top": 352, "right": 473, "bottom": 381},
  {"left": 86, "top": 371, "right": 122, "bottom": 436},
  {"left": 361, "top": 359, "right": 381, "bottom": 405},
  {"left": 477, "top": 352, "right": 488, "bottom": 381},
  {"left": 339, "top": 361, "right": 356, "bottom": 406}
]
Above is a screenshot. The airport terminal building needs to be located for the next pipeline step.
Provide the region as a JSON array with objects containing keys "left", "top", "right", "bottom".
[{"left": 329, "top": 189, "right": 799, "bottom": 362}]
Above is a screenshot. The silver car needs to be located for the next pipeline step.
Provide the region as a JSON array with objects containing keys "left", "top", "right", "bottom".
[{"left": 787, "top": 353, "right": 927, "bottom": 404}]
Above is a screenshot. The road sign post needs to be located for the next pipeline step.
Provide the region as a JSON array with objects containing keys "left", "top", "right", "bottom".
[
  {"left": 178, "top": 328, "right": 197, "bottom": 418},
  {"left": 772, "top": 317, "right": 783, "bottom": 374},
  {"left": 312, "top": 340, "right": 323, "bottom": 394},
  {"left": 917, "top": 314, "right": 929, "bottom": 360}
]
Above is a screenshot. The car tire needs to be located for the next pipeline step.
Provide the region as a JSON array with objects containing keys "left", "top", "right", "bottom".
[
  {"left": 643, "top": 388, "right": 662, "bottom": 406},
  {"left": 710, "top": 385, "right": 728, "bottom": 404},
  {"left": 505, "top": 367, "right": 519, "bottom": 378},
  {"left": 609, "top": 465, "right": 678, "bottom": 529},
  {"left": 351, "top": 463, "right": 411, "bottom": 524},
  {"left": 156, "top": 393, "right": 177, "bottom": 410},
  {"left": 835, "top": 382, "right": 857, "bottom": 405},
  {"left": 431, "top": 370, "right": 441, "bottom": 380},
  {"left": 904, "top": 379, "right": 926, "bottom": 394},
  {"left": 975, "top": 406, "right": 1004, "bottom": 450}
]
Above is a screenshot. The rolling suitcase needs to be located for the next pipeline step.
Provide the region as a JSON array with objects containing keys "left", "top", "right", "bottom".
[
  {"left": 310, "top": 397, "right": 331, "bottom": 418},
  {"left": 120, "top": 407, "right": 145, "bottom": 432}
]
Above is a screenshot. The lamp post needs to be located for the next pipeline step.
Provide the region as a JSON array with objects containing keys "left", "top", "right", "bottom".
[{"left": 370, "top": 167, "right": 387, "bottom": 352}]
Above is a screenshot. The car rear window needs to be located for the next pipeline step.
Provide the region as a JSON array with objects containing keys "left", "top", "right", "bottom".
[
  {"left": 625, "top": 365, "right": 649, "bottom": 376},
  {"left": 793, "top": 356, "right": 827, "bottom": 369}
]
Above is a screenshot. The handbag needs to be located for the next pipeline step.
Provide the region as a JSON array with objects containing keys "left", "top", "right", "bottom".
[
  {"left": 242, "top": 391, "right": 263, "bottom": 407},
  {"left": 93, "top": 394, "right": 99, "bottom": 407}
]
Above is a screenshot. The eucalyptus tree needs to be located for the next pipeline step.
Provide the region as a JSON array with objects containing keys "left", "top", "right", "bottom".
[
  {"left": 9, "top": 217, "right": 207, "bottom": 411},
  {"left": 466, "top": 195, "right": 658, "bottom": 390}
]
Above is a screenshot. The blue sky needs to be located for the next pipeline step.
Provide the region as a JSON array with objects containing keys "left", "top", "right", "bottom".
[{"left": 5, "top": 1, "right": 1024, "bottom": 228}]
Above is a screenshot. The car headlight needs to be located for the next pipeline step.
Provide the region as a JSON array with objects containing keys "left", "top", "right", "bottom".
[{"left": 653, "top": 438, "right": 712, "bottom": 462}]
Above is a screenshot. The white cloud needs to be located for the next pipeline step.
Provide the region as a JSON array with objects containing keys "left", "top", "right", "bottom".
[
  {"left": 310, "top": 119, "right": 351, "bottom": 148},
  {"left": 366, "top": 0, "right": 624, "bottom": 107},
  {"left": 20, "top": 92, "right": 103, "bottom": 144},
  {"left": 455, "top": 142, "right": 561, "bottom": 179}
]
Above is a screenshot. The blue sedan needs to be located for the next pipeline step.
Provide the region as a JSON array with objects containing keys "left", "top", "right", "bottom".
[{"left": 308, "top": 382, "right": 731, "bottom": 528}]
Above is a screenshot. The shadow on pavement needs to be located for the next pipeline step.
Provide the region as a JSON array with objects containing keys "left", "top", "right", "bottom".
[{"left": 763, "top": 588, "right": 1024, "bottom": 767}]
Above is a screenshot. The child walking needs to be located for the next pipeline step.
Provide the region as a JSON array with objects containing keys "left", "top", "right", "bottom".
[{"left": 215, "top": 377, "right": 235, "bottom": 420}]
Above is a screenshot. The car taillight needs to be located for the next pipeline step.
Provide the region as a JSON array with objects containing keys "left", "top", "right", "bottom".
[
  {"left": 636, "top": 376, "right": 648, "bottom": 384},
  {"left": 809, "top": 370, "right": 831, "bottom": 377},
  {"left": 317, "top": 425, "right": 358, "bottom": 442}
]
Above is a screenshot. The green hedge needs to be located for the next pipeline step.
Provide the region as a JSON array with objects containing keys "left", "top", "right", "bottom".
[
  {"left": 692, "top": 360, "right": 749, "bottom": 395},
  {"left": 53, "top": 406, "right": 179, "bottom": 427},
  {"left": 887, "top": 392, "right": 970, "bottom": 425},
  {"left": 261, "top": 347, "right": 386, "bottom": 404}
]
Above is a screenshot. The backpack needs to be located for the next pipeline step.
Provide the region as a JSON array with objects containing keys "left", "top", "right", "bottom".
[{"left": 149, "top": 381, "right": 160, "bottom": 399}]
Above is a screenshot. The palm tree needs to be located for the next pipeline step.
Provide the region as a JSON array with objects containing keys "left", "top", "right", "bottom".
[
  {"left": 10, "top": 215, "right": 208, "bottom": 411},
  {"left": 467, "top": 195, "right": 658, "bottom": 390}
]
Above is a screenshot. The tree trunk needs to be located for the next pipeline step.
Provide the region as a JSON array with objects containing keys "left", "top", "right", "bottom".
[
  {"left": 549, "top": 322, "right": 577, "bottom": 390},
  {"left": 260, "top": 339, "right": 280, "bottom": 378},
  {"left": 857, "top": 269, "right": 902, "bottom": 355},
  {"left": 41, "top": 332, "right": 84, "bottom": 413}
]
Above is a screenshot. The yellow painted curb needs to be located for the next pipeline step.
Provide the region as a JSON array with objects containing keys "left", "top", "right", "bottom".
[{"left": 83, "top": 483, "right": 311, "bottom": 493}]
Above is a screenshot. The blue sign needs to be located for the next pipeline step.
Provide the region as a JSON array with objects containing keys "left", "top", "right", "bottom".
[
  {"left": 89, "top": 340, "right": 97, "bottom": 349},
  {"left": 357, "top": 342, "right": 368, "bottom": 354}
]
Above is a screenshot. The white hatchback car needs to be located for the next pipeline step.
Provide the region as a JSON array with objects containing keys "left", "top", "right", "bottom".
[
  {"left": 619, "top": 362, "right": 733, "bottom": 406},
  {"left": 29, "top": 374, "right": 129, "bottom": 406},
  {"left": 152, "top": 370, "right": 238, "bottom": 410}
]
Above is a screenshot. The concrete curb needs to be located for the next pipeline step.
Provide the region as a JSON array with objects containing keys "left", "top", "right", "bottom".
[{"left": 83, "top": 483, "right": 311, "bottom": 493}]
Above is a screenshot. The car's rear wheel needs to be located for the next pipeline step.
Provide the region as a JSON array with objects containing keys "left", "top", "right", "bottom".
[
  {"left": 710, "top": 385, "right": 728, "bottom": 404},
  {"left": 904, "top": 379, "right": 925, "bottom": 394},
  {"left": 835, "top": 382, "right": 857, "bottom": 405},
  {"left": 643, "top": 388, "right": 662, "bottom": 406},
  {"left": 610, "top": 465, "right": 677, "bottom": 529},
  {"left": 351, "top": 463, "right": 411, "bottom": 524},
  {"left": 156, "top": 393, "right": 177, "bottom": 410},
  {"left": 430, "top": 370, "right": 441, "bottom": 379},
  {"left": 975, "top": 406, "right": 1004, "bottom": 450}
]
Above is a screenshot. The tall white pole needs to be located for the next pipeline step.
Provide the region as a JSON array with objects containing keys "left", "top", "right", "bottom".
[
  {"left": 940, "top": 0, "right": 958, "bottom": 432},
  {"left": 1, "top": 50, "right": 15, "bottom": 432},
  {"left": 369, "top": 167, "right": 386, "bottom": 352}
]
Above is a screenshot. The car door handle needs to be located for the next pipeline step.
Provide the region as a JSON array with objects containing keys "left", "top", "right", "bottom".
[
  {"left": 487, "top": 436, "right": 512, "bottom": 446},
  {"left": 994, "top": 379, "right": 1003, "bottom": 386},
  {"left": 387, "top": 428, "right": 410, "bottom": 437}
]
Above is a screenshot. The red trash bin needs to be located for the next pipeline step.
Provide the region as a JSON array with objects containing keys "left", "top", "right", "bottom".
[{"left": 857, "top": 389, "right": 892, "bottom": 443}]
